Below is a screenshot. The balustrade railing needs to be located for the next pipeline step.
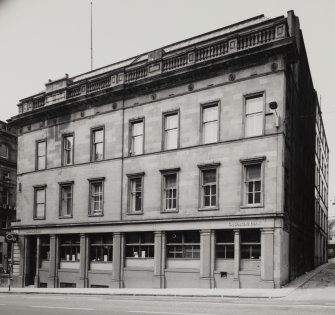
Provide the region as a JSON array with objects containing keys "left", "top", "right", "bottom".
[
  {"left": 33, "top": 97, "right": 45, "bottom": 109},
  {"left": 162, "top": 54, "right": 188, "bottom": 71},
  {"left": 125, "top": 67, "right": 147, "bottom": 82},
  {"left": 195, "top": 41, "right": 228, "bottom": 62},
  {"left": 87, "top": 76, "right": 111, "bottom": 93},
  {"left": 237, "top": 27, "right": 276, "bottom": 50},
  {"left": 19, "top": 24, "right": 285, "bottom": 114},
  {"left": 67, "top": 85, "right": 82, "bottom": 98}
]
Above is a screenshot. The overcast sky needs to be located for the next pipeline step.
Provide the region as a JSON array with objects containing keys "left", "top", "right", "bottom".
[{"left": 0, "top": 0, "right": 334, "bottom": 215}]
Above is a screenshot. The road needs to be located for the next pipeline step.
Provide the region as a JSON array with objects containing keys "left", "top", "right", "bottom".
[{"left": 1, "top": 293, "right": 335, "bottom": 315}]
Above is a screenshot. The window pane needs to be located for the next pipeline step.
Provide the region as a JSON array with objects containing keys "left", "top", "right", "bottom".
[
  {"left": 165, "top": 174, "right": 176, "bottom": 188},
  {"left": 0, "top": 144, "right": 8, "bottom": 158},
  {"left": 94, "top": 130, "right": 103, "bottom": 143},
  {"left": 38, "top": 142, "right": 46, "bottom": 155},
  {"left": 165, "top": 129, "right": 178, "bottom": 150},
  {"left": 132, "top": 121, "right": 143, "bottom": 136},
  {"left": 36, "top": 204, "right": 45, "bottom": 217},
  {"left": 203, "top": 106, "right": 218, "bottom": 122},
  {"left": 245, "top": 113, "right": 262, "bottom": 137},
  {"left": 133, "top": 135, "right": 143, "bottom": 155},
  {"left": 216, "top": 230, "right": 234, "bottom": 243},
  {"left": 165, "top": 114, "right": 178, "bottom": 129},
  {"left": 203, "top": 121, "right": 217, "bottom": 143},
  {"left": 36, "top": 189, "right": 45, "bottom": 203},
  {"left": 203, "top": 169, "right": 216, "bottom": 184},
  {"left": 246, "top": 97, "right": 263, "bottom": 114},
  {"left": 38, "top": 156, "right": 45, "bottom": 170},
  {"left": 246, "top": 165, "right": 261, "bottom": 180}
]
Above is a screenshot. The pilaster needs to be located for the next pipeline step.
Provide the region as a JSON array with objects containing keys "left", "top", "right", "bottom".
[
  {"left": 153, "top": 231, "right": 165, "bottom": 288},
  {"left": 261, "top": 228, "right": 275, "bottom": 288},
  {"left": 112, "top": 232, "right": 123, "bottom": 288},
  {"left": 200, "top": 229, "right": 214, "bottom": 288},
  {"left": 48, "top": 234, "right": 57, "bottom": 288},
  {"left": 233, "top": 229, "right": 240, "bottom": 287}
]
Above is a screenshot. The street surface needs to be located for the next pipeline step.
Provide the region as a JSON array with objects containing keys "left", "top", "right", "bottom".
[{"left": 1, "top": 262, "right": 335, "bottom": 315}]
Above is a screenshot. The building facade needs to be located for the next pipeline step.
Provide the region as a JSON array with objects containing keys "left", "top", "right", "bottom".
[
  {"left": 314, "top": 103, "right": 329, "bottom": 265},
  {"left": 9, "top": 11, "right": 323, "bottom": 288},
  {"left": 0, "top": 120, "right": 17, "bottom": 274}
]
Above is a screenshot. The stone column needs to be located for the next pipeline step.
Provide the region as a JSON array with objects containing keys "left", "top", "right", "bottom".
[
  {"left": 79, "top": 233, "right": 88, "bottom": 288},
  {"left": 34, "top": 236, "right": 40, "bottom": 287},
  {"left": 200, "top": 230, "right": 214, "bottom": 288},
  {"left": 233, "top": 229, "right": 240, "bottom": 287},
  {"left": 112, "top": 232, "right": 123, "bottom": 288},
  {"left": 12, "top": 235, "right": 25, "bottom": 288},
  {"left": 261, "top": 228, "right": 274, "bottom": 288},
  {"left": 48, "top": 234, "right": 57, "bottom": 288},
  {"left": 153, "top": 231, "right": 165, "bottom": 288}
]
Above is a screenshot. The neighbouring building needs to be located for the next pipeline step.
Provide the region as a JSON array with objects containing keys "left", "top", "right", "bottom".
[
  {"left": 0, "top": 120, "right": 17, "bottom": 274},
  {"left": 8, "top": 10, "right": 325, "bottom": 288},
  {"left": 314, "top": 103, "right": 329, "bottom": 265}
]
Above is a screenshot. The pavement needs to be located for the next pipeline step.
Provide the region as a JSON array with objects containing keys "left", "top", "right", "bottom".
[{"left": 0, "top": 261, "right": 331, "bottom": 299}]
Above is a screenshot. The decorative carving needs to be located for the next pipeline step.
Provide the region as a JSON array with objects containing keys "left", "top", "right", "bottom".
[
  {"left": 229, "top": 73, "right": 236, "bottom": 81},
  {"left": 271, "top": 62, "right": 278, "bottom": 71},
  {"left": 151, "top": 93, "right": 157, "bottom": 101},
  {"left": 112, "top": 103, "right": 117, "bottom": 109},
  {"left": 188, "top": 83, "right": 194, "bottom": 91}
]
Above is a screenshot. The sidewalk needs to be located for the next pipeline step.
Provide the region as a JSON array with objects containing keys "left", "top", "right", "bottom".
[{"left": 0, "top": 262, "right": 330, "bottom": 299}]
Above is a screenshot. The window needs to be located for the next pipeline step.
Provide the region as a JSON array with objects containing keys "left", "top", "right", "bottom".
[
  {"left": 198, "top": 164, "right": 219, "bottom": 209},
  {"left": 130, "top": 120, "right": 144, "bottom": 155},
  {"left": 0, "top": 144, "right": 8, "bottom": 159},
  {"left": 241, "top": 158, "right": 264, "bottom": 206},
  {"left": 202, "top": 104, "right": 218, "bottom": 144},
  {"left": 2, "top": 171, "right": 10, "bottom": 181},
  {"left": 89, "top": 179, "right": 104, "bottom": 215},
  {"left": 125, "top": 232, "right": 154, "bottom": 258},
  {"left": 160, "top": 169, "right": 179, "bottom": 212},
  {"left": 240, "top": 229, "right": 261, "bottom": 259},
  {"left": 59, "top": 183, "right": 73, "bottom": 217},
  {"left": 40, "top": 236, "right": 50, "bottom": 260},
  {"left": 216, "top": 230, "right": 234, "bottom": 259},
  {"left": 90, "top": 234, "right": 113, "bottom": 262},
  {"left": 63, "top": 134, "right": 74, "bottom": 166},
  {"left": 128, "top": 174, "right": 144, "bottom": 213},
  {"left": 245, "top": 94, "right": 264, "bottom": 137},
  {"left": 36, "top": 140, "right": 46, "bottom": 170},
  {"left": 34, "top": 186, "right": 46, "bottom": 219},
  {"left": 166, "top": 231, "right": 200, "bottom": 259},
  {"left": 163, "top": 112, "right": 179, "bottom": 150},
  {"left": 60, "top": 235, "right": 80, "bottom": 261},
  {"left": 91, "top": 128, "right": 104, "bottom": 161}
]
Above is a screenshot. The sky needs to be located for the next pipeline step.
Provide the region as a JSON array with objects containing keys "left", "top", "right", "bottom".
[{"left": 0, "top": 0, "right": 334, "bottom": 215}]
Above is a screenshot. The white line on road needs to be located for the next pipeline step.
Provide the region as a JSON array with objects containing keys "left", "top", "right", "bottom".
[
  {"left": 32, "top": 306, "right": 94, "bottom": 311},
  {"left": 128, "top": 312, "right": 216, "bottom": 315},
  {"left": 0, "top": 304, "right": 6, "bottom": 306}
]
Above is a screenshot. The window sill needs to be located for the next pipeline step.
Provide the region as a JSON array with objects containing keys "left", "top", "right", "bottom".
[
  {"left": 127, "top": 211, "right": 143, "bottom": 215},
  {"left": 90, "top": 260, "right": 112, "bottom": 263},
  {"left": 161, "top": 209, "right": 179, "bottom": 213},
  {"left": 59, "top": 215, "right": 73, "bottom": 219},
  {"left": 33, "top": 217, "right": 45, "bottom": 220},
  {"left": 240, "top": 204, "right": 263, "bottom": 209},
  {"left": 198, "top": 207, "right": 219, "bottom": 211},
  {"left": 88, "top": 213, "right": 104, "bottom": 217}
]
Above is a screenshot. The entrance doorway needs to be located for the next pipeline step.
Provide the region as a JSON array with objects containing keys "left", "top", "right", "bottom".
[{"left": 25, "top": 236, "right": 37, "bottom": 286}]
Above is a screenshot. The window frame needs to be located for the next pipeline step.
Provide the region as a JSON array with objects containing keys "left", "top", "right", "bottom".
[
  {"left": 240, "top": 157, "right": 265, "bottom": 208},
  {"left": 88, "top": 177, "right": 105, "bottom": 216},
  {"left": 160, "top": 168, "right": 180, "bottom": 212},
  {"left": 62, "top": 133, "right": 74, "bottom": 166},
  {"left": 59, "top": 181, "right": 74, "bottom": 218},
  {"left": 33, "top": 185, "right": 47, "bottom": 220},
  {"left": 127, "top": 172, "right": 145, "bottom": 214},
  {"left": 200, "top": 101, "right": 220, "bottom": 144},
  {"left": 60, "top": 235, "right": 80, "bottom": 262},
  {"left": 129, "top": 118, "right": 145, "bottom": 156},
  {"left": 36, "top": 139, "right": 47, "bottom": 170},
  {"left": 198, "top": 163, "right": 220, "bottom": 210},
  {"left": 166, "top": 231, "right": 200, "bottom": 259},
  {"left": 0, "top": 143, "right": 9, "bottom": 159},
  {"left": 125, "top": 232, "right": 154, "bottom": 258},
  {"left": 162, "top": 110, "right": 180, "bottom": 151},
  {"left": 240, "top": 229, "right": 261, "bottom": 260},
  {"left": 90, "top": 127, "right": 105, "bottom": 162},
  {"left": 243, "top": 92, "right": 265, "bottom": 138},
  {"left": 89, "top": 234, "right": 113, "bottom": 262},
  {"left": 215, "top": 230, "right": 234, "bottom": 259}
]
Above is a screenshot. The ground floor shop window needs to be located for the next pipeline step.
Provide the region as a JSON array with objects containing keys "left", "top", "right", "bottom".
[
  {"left": 90, "top": 234, "right": 113, "bottom": 262},
  {"left": 216, "top": 230, "right": 234, "bottom": 259},
  {"left": 60, "top": 235, "right": 80, "bottom": 261},
  {"left": 166, "top": 231, "right": 200, "bottom": 259},
  {"left": 240, "top": 229, "right": 261, "bottom": 259},
  {"left": 40, "top": 236, "right": 50, "bottom": 260},
  {"left": 125, "top": 232, "right": 154, "bottom": 258}
]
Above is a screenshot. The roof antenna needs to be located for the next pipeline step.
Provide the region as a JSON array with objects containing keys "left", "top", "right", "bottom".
[{"left": 90, "top": 1, "right": 93, "bottom": 71}]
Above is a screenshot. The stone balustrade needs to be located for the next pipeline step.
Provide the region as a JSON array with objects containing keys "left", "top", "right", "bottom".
[{"left": 17, "top": 22, "right": 287, "bottom": 115}]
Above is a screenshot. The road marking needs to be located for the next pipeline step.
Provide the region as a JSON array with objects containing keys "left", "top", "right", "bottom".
[
  {"left": 32, "top": 306, "right": 94, "bottom": 311},
  {"left": 0, "top": 304, "right": 6, "bottom": 306},
  {"left": 128, "top": 312, "right": 216, "bottom": 315}
]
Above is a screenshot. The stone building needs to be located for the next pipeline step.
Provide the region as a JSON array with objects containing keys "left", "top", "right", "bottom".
[
  {"left": 0, "top": 120, "right": 17, "bottom": 273},
  {"left": 8, "top": 11, "right": 325, "bottom": 288}
]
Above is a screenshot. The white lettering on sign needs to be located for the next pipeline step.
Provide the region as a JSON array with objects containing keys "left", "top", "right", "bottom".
[{"left": 228, "top": 220, "right": 262, "bottom": 227}]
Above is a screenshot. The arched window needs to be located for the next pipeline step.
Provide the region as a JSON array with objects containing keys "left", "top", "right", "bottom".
[{"left": 0, "top": 144, "right": 9, "bottom": 159}]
